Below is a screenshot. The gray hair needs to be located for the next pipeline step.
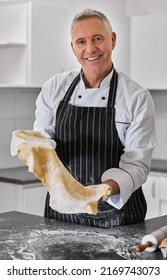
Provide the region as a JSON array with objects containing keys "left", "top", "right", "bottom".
[{"left": 70, "top": 9, "right": 112, "bottom": 38}]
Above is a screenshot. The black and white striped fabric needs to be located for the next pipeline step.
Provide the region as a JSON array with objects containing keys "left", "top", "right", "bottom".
[{"left": 44, "top": 69, "right": 147, "bottom": 228}]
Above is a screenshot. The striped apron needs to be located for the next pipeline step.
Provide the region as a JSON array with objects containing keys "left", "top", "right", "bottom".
[{"left": 44, "top": 69, "right": 147, "bottom": 228}]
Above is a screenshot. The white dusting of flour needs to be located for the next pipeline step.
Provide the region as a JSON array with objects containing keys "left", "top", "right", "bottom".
[{"left": 1, "top": 227, "right": 139, "bottom": 260}]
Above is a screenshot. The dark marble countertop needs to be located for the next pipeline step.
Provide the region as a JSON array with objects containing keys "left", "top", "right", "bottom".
[
  {"left": 0, "top": 166, "right": 39, "bottom": 184},
  {"left": 0, "top": 211, "right": 166, "bottom": 260},
  {"left": 0, "top": 159, "right": 166, "bottom": 185},
  {"left": 150, "top": 159, "right": 167, "bottom": 173}
]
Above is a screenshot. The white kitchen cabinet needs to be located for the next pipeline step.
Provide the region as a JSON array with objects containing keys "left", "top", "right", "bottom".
[
  {"left": 0, "top": 1, "right": 73, "bottom": 87},
  {"left": 159, "top": 176, "right": 167, "bottom": 216},
  {"left": 143, "top": 172, "right": 167, "bottom": 219},
  {"left": 131, "top": 15, "right": 167, "bottom": 89},
  {"left": 142, "top": 173, "right": 160, "bottom": 219},
  {"left": 0, "top": 2, "right": 27, "bottom": 86},
  {"left": 0, "top": 181, "right": 47, "bottom": 216}
]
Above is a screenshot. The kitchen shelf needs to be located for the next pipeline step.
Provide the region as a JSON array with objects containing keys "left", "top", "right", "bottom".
[
  {"left": 149, "top": 89, "right": 167, "bottom": 93},
  {"left": 0, "top": 41, "right": 26, "bottom": 47},
  {"left": 150, "top": 159, "right": 167, "bottom": 173},
  {"left": 0, "top": 84, "right": 41, "bottom": 89}
]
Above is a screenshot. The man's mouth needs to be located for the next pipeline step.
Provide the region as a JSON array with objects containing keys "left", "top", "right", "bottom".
[{"left": 86, "top": 55, "right": 101, "bottom": 61}]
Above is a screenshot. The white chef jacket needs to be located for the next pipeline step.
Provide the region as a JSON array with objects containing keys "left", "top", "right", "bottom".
[{"left": 34, "top": 68, "right": 156, "bottom": 210}]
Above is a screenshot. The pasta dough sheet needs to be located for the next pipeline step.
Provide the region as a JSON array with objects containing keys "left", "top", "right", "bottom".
[{"left": 11, "top": 130, "right": 111, "bottom": 215}]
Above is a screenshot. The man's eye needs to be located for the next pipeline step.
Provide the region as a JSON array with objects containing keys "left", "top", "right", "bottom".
[
  {"left": 94, "top": 36, "right": 102, "bottom": 41},
  {"left": 77, "top": 40, "right": 85, "bottom": 46}
]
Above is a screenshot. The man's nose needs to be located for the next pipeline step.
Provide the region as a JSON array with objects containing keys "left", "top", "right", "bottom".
[{"left": 85, "top": 41, "right": 96, "bottom": 52}]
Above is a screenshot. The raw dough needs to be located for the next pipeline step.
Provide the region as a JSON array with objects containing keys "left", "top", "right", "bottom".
[{"left": 11, "top": 130, "right": 111, "bottom": 215}]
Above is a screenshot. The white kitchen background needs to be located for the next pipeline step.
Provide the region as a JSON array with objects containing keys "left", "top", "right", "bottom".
[{"left": 0, "top": 0, "right": 167, "bottom": 217}]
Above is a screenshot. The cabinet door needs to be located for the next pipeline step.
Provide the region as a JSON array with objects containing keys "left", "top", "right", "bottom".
[
  {"left": 131, "top": 15, "right": 167, "bottom": 89},
  {"left": 142, "top": 174, "right": 160, "bottom": 219},
  {"left": 159, "top": 176, "right": 167, "bottom": 216},
  {"left": 0, "top": 2, "right": 27, "bottom": 86},
  {"left": 0, "top": 182, "right": 23, "bottom": 213},
  {"left": 0, "top": 182, "right": 47, "bottom": 216},
  {"left": 22, "top": 184, "right": 47, "bottom": 216},
  {"left": 0, "top": 2, "right": 75, "bottom": 86}
]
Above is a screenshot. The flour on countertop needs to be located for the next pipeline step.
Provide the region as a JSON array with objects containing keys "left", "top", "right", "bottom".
[{"left": 0, "top": 227, "right": 140, "bottom": 260}]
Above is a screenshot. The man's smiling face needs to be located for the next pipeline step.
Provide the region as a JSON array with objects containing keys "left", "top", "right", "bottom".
[{"left": 71, "top": 17, "right": 116, "bottom": 79}]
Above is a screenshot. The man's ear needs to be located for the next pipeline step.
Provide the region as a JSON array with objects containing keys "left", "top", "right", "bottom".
[
  {"left": 71, "top": 41, "right": 75, "bottom": 54},
  {"left": 111, "top": 32, "right": 116, "bottom": 50}
]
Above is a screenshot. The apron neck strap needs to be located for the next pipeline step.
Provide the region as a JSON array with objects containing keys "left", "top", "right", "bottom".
[
  {"left": 107, "top": 69, "right": 118, "bottom": 108},
  {"left": 63, "top": 69, "right": 118, "bottom": 108},
  {"left": 63, "top": 73, "right": 80, "bottom": 103}
]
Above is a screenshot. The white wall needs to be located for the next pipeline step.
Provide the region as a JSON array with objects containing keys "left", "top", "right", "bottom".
[
  {"left": 33, "top": 0, "right": 126, "bottom": 16},
  {"left": 126, "top": 0, "right": 167, "bottom": 16},
  {"left": 8, "top": 0, "right": 167, "bottom": 16},
  {"left": 42, "top": 0, "right": 131, "bottom": 75},
  {"left": 0, "top": 88, "right": 40, "bottom": 168}
]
